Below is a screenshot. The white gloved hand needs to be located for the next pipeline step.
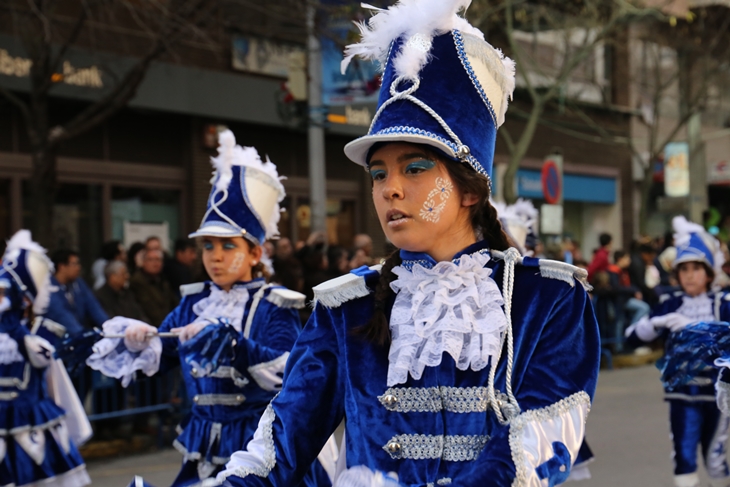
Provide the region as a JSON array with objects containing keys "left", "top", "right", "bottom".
[
  {"left": 172, "top": 320, "right": 210, "bottom": 344},
  {"left": 124, "top": 322, "right": 158, "bottom": 352},
  {"left": 650, "top": 313, "right": 694, "bottom": 333},
  {"left": 24, "top": 335, "right": 55, "bottom": 368}
]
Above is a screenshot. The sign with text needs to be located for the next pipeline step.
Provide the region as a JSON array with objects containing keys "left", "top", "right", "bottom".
[
  {"left": 123, "top": 221, "right": 170, "bottom": 253},
  {"left": 664, "top": 142, "right": 689, "bottom": 197},
  {"left": 231, "top": 36, "right": 304, "bottom": 79},
  {"left": 540, "top": 204, "right": 564, "bottom": 235}
]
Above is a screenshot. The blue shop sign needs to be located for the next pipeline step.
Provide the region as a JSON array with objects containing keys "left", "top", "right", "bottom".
[{"left": 517, "top": 169, "right": 615, "bottom": 204}]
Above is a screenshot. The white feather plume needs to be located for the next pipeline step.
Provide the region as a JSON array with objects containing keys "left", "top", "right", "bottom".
[
  {"left": 672, "top": 216, "right": 707, "bottom": 249},
  {"left": 5, "top": 230, "right": 47, "bottom": 256},
  {"left": 32, "top": 272, "right": 52, "bottom": 315},
  {"left": 210, "top": 130, "right": 286, "bottom": 240},
  {"left": 341, "top": 0, "right": 484, "bottom": 78}
]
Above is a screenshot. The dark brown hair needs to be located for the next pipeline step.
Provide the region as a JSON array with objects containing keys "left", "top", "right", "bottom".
[
  {"left": 675, "top": 260, "right": 714, "bottom": 292},
  {"left": 358, "top": 145, "right": 512, "bottom": 345},
  {"left": 245, "top": 239, "right": 270, "bottom": 281}
]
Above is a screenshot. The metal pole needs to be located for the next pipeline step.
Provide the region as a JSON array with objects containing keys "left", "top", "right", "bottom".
[
  {"left": 307, "top": 1, "right": 327, "bottom": 235},
  {"left": 687, "top": 112, "right": 707, "bottom": 224}
]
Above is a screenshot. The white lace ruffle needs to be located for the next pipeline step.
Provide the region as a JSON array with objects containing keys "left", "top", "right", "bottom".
[
  {"left": 387, "top": 251, "right": 507, "bottom": 387},
  {"left": 86, "top": 317, "right": 162, "bottom": 387},
  {"left": 0, "top": 333, "right": 23, "bottom": 365},
  {"left": 676, "top": 293, "right": 715, "bottom": 322},
  {"left": 193, "top": 286, "right": 251, "bottom": 332}
]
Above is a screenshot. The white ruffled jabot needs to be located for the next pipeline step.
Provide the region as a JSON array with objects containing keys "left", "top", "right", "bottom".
[
  {"left": 676, "top": 293, "right": 715, "bottom": 322},
  {"left": 192, "top": 284, "right": 255, "bottom": 332},
  {"left": 387, "top": 251, "right": 507, "bottom": 387}
]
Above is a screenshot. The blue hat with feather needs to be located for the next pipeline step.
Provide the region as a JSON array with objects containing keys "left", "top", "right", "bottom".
[
  {"left": 341, "top": 0, "right": 515, "bottom": 183},
  {"left": 0, "top": 230, "right": 54, "bottom": 314},
  {"left": 189, "top": 130, "right": 286, "bottom": 246},
  {"left": 672, "top": 216, "right": 720, "bottom": 270}
]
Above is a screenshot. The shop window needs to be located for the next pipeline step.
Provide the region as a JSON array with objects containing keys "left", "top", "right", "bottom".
[
  {"left": 0, "top": 180, "right": 11, "bottom": 249},
  {"left": 22, "top": 182, "right": 103, "bottom": 270},
  {"left": 293, "top": 197, "right": 356, "bottom": 248},
  {"left": 111, "top": 187, "right": 180, "bottom": 252}
]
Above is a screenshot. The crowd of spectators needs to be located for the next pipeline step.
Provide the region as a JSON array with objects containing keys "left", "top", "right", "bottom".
[{"left": 552, "top": 230, "right": 730, "bottom": 354}]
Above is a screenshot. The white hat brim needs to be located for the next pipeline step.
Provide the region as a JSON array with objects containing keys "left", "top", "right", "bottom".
[{"left": 344, "top": 133, "right": 457, "bottom": 167}]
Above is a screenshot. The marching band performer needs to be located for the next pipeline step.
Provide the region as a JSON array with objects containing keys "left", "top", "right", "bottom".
[
  {"left": 627, "top": 216, "right": 730, "bottom": 487},
  {"left": 87, "top": 131, "right": 335, "bottom": 487},
  {"left": 0, "top": 230, "right": 91, "bottom": 487},
  {"left": 210, "top": 1, "right": 600, "bottom": 486}
]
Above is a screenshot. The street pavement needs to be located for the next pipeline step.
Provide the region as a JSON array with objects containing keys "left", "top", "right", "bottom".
[{"left": 87, "top": 364, "right": 715, "bottom": 486}]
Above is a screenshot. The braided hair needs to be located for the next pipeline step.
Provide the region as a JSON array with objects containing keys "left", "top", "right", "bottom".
[{"left": 358, "top": 145, "right": 512, "bottom": 345}]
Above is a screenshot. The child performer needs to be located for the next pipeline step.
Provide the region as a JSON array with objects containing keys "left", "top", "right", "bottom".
[
  {"left": 627, "top": 216, "right": 730, "bottom": 487},
  {"left": 0, "top": 230, "right": 91, "bottom": 486},
  {"left": 210, "top": 1, "right": 600, "bottom": 486},
  {"left": 88, "top": 131, "right": 334, "bottom": 487}
]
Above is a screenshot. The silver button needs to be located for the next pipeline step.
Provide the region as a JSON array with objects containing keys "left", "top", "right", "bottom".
[
  {"left": 191, "top": 368, "right": 198, "bottom": 377},
  {"left": 559, "top": 465, "right": 566, "bottom": 473},
  {"left": 383, "top": 394, "right": 398, "bottom": 408},
  {"left": 193, "top": 395, "right": 199, "bottom": 403},
  {"left": 387, "top": 442, "right": 401, "bottom": 454},
  {"left": 236, "top": 395, "right": 244, "bottom": 402}
]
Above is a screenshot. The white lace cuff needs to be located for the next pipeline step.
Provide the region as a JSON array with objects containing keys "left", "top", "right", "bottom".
[
  {"left": 509, "top": 392, "right": 590, "bottom": 487},
  {"left": 248, "top": 353, "right": 289, "bottom": 391},
  {"left": 87, "top": 317, "right": 161, "bottom": 387}
]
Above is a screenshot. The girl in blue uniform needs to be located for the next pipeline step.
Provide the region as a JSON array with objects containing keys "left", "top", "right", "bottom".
[
  {"left": 627, "top": 216, "right": 730, "bottom": 487},
  {"left": 0, "top": 230, "right": 91, "bottom": 487},
  {"left": 88, "top": 131, "right": 334, "bottom": 487},
  {"left": 208, "top": 2, "right": 600, "bottom": 486}
]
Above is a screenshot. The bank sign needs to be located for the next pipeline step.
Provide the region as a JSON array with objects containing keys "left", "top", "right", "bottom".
[{"left": 0, "top": 49, "right": 103, "bottom": 88}]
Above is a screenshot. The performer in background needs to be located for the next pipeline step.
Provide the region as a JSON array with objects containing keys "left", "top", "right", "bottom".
[
  {"left": 87, "top": 131, "right": 335, "bottom": 487},
  {"left": 627, "top": 216, "right": 730, "bottom": 487},
  {"left": 0, "top": 230, "right": 91, "bottom": 487},
  {"left": 210, "top": 1, "right": 600, "bottom": 486}
]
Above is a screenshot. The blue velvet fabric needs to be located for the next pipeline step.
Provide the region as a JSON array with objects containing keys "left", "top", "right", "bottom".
[
  {"left": 1, "top": 248, "right": 40, "bottom": 298},
  {"left": 223, "top": 242, "right": 600, "bottom": 487},
  {"left": 676, "top": 233, "right": 715, "bottom": 267},
  {"left": 364, "top": 32, "right": 497, "bottom": 178},
  {"left": 43, "top": 276, "right": 109, "bottom": 337},
  {"left": 628, "top": 291, "right": 730, "bottom": 400},
  {"left": 0, "top": 271, "right": 87, "bottom": 486},
  {"left": 151, "top": 279, "right": 328, "bottom": 487},
  {"left": 670, "top": 400, "right": 730, "bottom": 477},
  {"left": 194, "top": 166, "right": 268, "bottom": 245},
  {"left": 536, "top": 442, "right": 571, "bottom": 486}
]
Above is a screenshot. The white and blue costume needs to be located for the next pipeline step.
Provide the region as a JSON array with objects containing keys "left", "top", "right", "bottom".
[
  {"left": 210, "top": 2, "right": 600, "bottom": 486},
  {"left": 627, "top": 217, "right": 730, "bottom": 487},
  {"left": 88, "top": 132, "right": 335, "bottom": 487},
  {"left": 0, "top": 230, "right": 91, "bottom": 487}
]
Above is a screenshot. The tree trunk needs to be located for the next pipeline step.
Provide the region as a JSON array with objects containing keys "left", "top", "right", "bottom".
[
  {"left": 502, "top": 100, "right": 544, "bottom": 204},
  {"left": 29, "top": 143, "right": 58, "bottom": 249},
  {"left": 638, "top": 164, "right": 654, "bottom": 236}
]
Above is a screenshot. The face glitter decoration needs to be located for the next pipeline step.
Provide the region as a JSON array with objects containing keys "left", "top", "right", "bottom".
[
  {"left": 420, "top": 177, "right": 453, "bottom": 223},
  {"left": 228, "top": 252, "right": 246, "bottom": 274}
]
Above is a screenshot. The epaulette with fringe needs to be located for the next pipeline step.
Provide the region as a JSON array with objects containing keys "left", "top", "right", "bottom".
[
  {"left": 313, "top": 265, "right": 383, "bottom": 309},
  {"left": 180, "top": 282, "right": 207, "bottom": 297},
  {"left": 660, "top": 290, "right": 684, "bottom": 304},
  {"left": 491, "top": 250, "right": 591, "bottom": 291},
  {"left": 266, "top": 288, "right": 306, "bottom": 309}
]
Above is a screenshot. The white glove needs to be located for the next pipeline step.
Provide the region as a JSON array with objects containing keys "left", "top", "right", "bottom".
[
  {"left": 172, "top": 321, "right": 210, "bottom": 344},
  {"left": 24, "top": 335, "right": 55, "bottom": 368},
  {"left": 124, "top": 322, "right": 158, "bottom": 352},
  {"left": 650, "top": 313, "right": 694, "bottom": 333}
]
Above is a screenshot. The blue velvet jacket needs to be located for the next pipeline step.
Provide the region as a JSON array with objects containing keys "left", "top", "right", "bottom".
[
  {"left": 216, "top": 243, "right": 600, "bottom": 487},
  {"left": 157, "top": 279, "right": 303, "bottom": 466},
  {"left": 0, "top": 271, "right": 87, "bottom": 486},
  {"left": 630, "top": 290, "right": 730, "bottom": 401}
]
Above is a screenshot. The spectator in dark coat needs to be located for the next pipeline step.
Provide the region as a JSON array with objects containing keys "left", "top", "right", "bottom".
[
  {"left": 129, "top": 248, "right": 178, "bottom": 327},
  {"left": 95, "top": 261, "right": 149, "bottom": 323},
  {"left": 165, "top": 238, "right": 198, "bottom": 298},
  {"left": 629, "top": 241, "right": 659, "bottom": 307},
  {"left": 44, "top": 249, "right": 108, "bottom": 336},
  {"left": 607, "top": 250, "right": 651, "bottom": 346}
]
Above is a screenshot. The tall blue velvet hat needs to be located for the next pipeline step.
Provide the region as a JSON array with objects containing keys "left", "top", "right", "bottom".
[
  {"left": 189, "top": 130, "right": 285, "bottom": 246},
  {"left": 0, "top": 230, "right": 54, "bottom": 313},
  {"left": 341, "top": 0, "right": 515, "bottom": 182},
  {"left": 672, "top": 216, "right": 720, "bottom": 270}
]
